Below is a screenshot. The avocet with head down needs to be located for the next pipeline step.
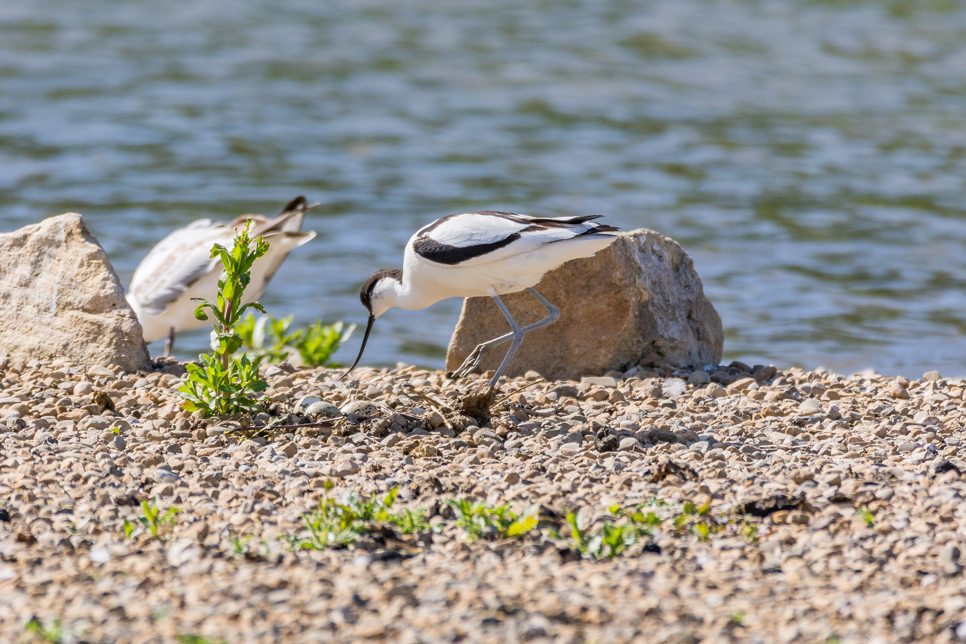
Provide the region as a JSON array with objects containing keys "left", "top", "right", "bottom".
[{"left": 343, "top": 210, "right": 619, "bottom": 388}]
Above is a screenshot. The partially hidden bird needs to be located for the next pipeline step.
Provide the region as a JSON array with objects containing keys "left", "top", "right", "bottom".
[
  {"left": 343, "top": 210, "right": 619, "bottom": 388},
  {"left": 127, "top": 196, "right": 317, "bottom": 356}
]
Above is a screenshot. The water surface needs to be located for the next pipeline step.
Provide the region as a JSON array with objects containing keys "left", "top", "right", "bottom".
[{"left": 2, "top": 0, "right": 966, "bottom": 377}]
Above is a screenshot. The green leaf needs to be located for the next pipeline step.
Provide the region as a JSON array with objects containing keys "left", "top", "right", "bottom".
[{"left": 506, "top": 513, "right": 538, "bottom": 537}]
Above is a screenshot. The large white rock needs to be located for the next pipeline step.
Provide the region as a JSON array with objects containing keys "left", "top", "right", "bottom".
[
  {"left": 446, "top": 229, "right": 722, "bottom": 381},
  {"left": 0, "top": 213, "right": 151, "bottom": 372}
]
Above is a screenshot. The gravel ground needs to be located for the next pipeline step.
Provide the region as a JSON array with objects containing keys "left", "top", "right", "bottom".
[{"left": 1, "top": 356, "right": 966, "bottom": 644}]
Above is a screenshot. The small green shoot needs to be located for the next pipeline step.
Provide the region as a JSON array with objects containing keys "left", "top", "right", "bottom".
[
  {"left": 238, "top": 314, "right": 355, "bottom": 367},
  {"left": 122, "top": 518, "right": 137, "bottom": 539},
  {"left": 176, "top": 636, "right": 228, "bottom": 644},
  {"left": 111, "top": 426, "right": 121, "bottom": 435},
  {"left": 692, "top": 522, "right": 711, "bottom": 541},
  {"left": 741, "top": 521, "right": 758, "bottom": 542},
  {"left": 731, "top": 612, "right": 746, "bottom": 625},
  {"left": 554, "top": 507, "right": 653, "bottom": 559},
  {"left": 24, "top": 616, "right": 63, "bottom": 644},
  {"left": 446, "top": 499, "right": 539, "bottom": 540},
  {"left": 135, "top": 498, "right": 181, "bottom": 540},
  {"left": 856, "top": 508, "right": 874, "bottom": 528},
  {"left": 230, "top": 535, "right": 252, "bottom": 556},
  {"left": 287, "top": 483, "right": 426, "bottom": 550}
]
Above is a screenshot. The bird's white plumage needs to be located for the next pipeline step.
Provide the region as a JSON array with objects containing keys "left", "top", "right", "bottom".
[
  {"left": 128, "top": 200, "right": 316, "bottom": 344},
  {"left": 369, "top": 211, "right": 618, "bottom": 315},
  {"left": 348, "top": 210, "right": 619, "bottom": 388}
]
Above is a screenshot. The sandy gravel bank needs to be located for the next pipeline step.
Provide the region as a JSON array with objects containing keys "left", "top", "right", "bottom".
[{"left": 1, "top": 358, "right": 965, "bottom": 643}]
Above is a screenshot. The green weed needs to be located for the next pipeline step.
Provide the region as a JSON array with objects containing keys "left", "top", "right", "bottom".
[
  {"left": 741, "top": 521, "right": 758, "bottom": 542},
  {"left": 24, "top": 616, "right": 63, "bottom": 643},
  {"left": 238, "top": 314, "right": 355, "bottom": 367},
  {"left": 446, "top": 499, "right": 539, "bottom": 540},
  {"left": 856, "top": 508, "right": 874, "bottom": 528},
  {"left": 176, "top": 636, "right": 228, "bottom": 644},
  {"left": 286, "top": 483, "right": 427, "bottom": 550},
  {"left": 178, "top": 220, "right": 269, "bottom": 416},
  {"left": 554, "top": 506, "right": 652, "bottom": 559},
  {"left": 230, "top": 535, "right": 252, "bottom": 556},
  {"left": 133, "top": 498, "right": 181, "bottom": 540}
]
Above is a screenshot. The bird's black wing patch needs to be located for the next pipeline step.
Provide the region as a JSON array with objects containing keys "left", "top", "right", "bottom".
[{"left": 413, "top": 233, "right": 520, "bottom": 265}]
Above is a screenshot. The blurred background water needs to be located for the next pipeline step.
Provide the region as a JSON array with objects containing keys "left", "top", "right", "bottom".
[{"left": 1, "top": 0, "right": 966, "bottom": 377}]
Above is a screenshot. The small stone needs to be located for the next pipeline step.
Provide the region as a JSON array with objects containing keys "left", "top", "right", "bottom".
[
  {"left": 889, "top": 380, "right": 910, "bottom": 400},
  {"left": 619, "top": 437, "right": 642, "bottom": 451},
  {"left": 410, "top": 443, "right": 439, "bottom": 459},
  {"left": 331, "top": 458, "right": 361, "bottom": 477},
  {"left": 206, "top": 425, "right": 230, "bottom": 438},
  {"left": 687, "top": 370, "right": 710, "bottom": 386},
  {"left": 799, "top": 399, "right": 822, "bottom": 414},
  {"left": 581, "top": 376, "right": 617, "bottom": 388},
  {"left": 924, "top": 371, "right": 942, "bottom": 382},
  {"left": 504, "top": 471, "right": 520, "bottom": 484},
  {"left": 875, "top": 487, "right": 894, "bottom": 501},
  {"left": 897, "top": 441, "right": 918, "bottom": 453},
  {"left": 753, "top": 365, "right": 777, "bottom": 382},
  {"left": 277, "top": 442, "right": 298, "bottom": 458},
  {"left": 73, "top": 381, "right": 93, "bottom": 396},
  {"left": 706, "top": 383, "right": 727, "bottom": 398},
  {"left": 690, "top": 441, "right": 710, "bottom": 454},
  {"left": 88, "top": 365, "right": 116, "bottom": 378},
  {"left": 940, "top": 544, "right": 962, "bottom": 576},
  {"left": 728, "top": 377, "right": 757, "bottom": 394}
]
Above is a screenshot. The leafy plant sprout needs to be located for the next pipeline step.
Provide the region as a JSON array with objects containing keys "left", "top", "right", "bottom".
[
  {"left": 178, "top": 220, "right": 270, "bottom": 416},
  {"left": 23, "top": 616, "right": 64, "bottom": 644},
  {"left": 237, "top": 314, "right": 355, "bottom": 367},
  {"left": 446, "top": 499, "right": 539, "bottom": 540},
  {"left": 286, "top": 482, "right": 429, "bottom": 551},
  {"left": 856, "top": 507, "right": 874, "bottom": 528},
  {"left": 129, "top": 497, "right": 181, "bottom": 540}
]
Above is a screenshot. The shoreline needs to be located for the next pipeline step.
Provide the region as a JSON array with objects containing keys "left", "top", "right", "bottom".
[{"left": 1, "top": 359, "right": 965, "bottom": 642}]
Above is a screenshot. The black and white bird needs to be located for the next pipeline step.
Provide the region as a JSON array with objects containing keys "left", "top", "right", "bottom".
[
  {"left": 127, "top": 196, "right": 317, "bottom": 356},
  {"left": 344, "top": 210, "right": 619, "bottom": 388}
]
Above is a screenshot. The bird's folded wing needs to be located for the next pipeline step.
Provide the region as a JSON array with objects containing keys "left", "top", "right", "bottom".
[
  {"left": 414, "top": 212, "right": 609, "bottom": 267},
  {"left": 128, "top": 226, "right": 226, "bottom": 315}
]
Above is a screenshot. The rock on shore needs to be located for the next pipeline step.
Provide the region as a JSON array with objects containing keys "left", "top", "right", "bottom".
[
  {"left": 0, "top": 359, "right": 965, "bottom": 643},
  {"left": 447, "top": 229, "right": 723, "bottom": 381},
  {"left": 0, "top": 213, "right": 151, "bottom": 372}
]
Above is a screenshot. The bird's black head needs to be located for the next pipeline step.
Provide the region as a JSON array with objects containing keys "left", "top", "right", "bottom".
[
  {"left": 340, "top": 268, "right": 403, "bottom": 382},
  {"left": 359, "top": 268, "right": 403, "bottom": 315}
]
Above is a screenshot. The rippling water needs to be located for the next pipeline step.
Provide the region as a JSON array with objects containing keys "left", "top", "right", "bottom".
[{"left": 2, "top": 0, "right": 966, "bottom": 377}]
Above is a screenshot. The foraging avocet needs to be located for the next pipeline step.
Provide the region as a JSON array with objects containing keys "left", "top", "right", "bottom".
[
  {"left": 343, "top": 210, "right": 619, "bottom": 388},
  {"left": 128, "top": 196, "right": 317, "bottom": 356}
]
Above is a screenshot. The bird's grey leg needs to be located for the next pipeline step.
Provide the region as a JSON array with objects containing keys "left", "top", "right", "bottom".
[
  {"left": 164, "top": 327, "right": 175, "bottom": 358},
  {"left": 487, "top": 294, "right": 525, "bottom": 389},
  {"left": 452, "top": 288, "right": 560, "bottom": 379}
]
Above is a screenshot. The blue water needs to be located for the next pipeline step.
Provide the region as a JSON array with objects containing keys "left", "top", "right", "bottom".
[{"left": 2, "top": 0, "right": 966, "bottom": 377}]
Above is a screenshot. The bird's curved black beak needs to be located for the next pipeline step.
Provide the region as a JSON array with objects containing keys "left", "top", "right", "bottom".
[{"left": 339, "top": 314, "right": 375, "bottom": 381}]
